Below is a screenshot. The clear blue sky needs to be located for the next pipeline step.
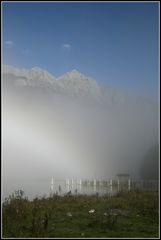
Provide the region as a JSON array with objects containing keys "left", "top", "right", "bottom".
[{"left": 2, "top": 2, "right": 159, "bottom": 98}]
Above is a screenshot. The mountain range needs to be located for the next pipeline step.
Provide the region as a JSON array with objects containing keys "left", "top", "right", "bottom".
[
  {"left": 3, "top": 65, "right": 102, "bottom": 101},
  {"left": 2, "top": 64, "right": 156, "bottom": 108}
]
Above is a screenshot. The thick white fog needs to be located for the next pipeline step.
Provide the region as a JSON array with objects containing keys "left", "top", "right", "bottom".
[{"left": 2, "top": 65, "right": 159, "bottom": 188}]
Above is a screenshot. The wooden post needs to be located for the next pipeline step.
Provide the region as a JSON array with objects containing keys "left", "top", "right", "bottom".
[
  {"left": 93, "top": 179, "right": 96, "bottom": 193},
  {"left": 66, "top": 179, "right": 70, "bottom": 192},
  {"left": 79, "top": 179, "right": 82, "bottom": 192},
  {"left": 94, "top": 179, "right": 96, "bottom": 186},
  {"left": 117, "top": 179, "right": 120, "bottom": 191},
  {"left": 128, "top": 179, "right": 131, "bottom": 191},
  {"left": 110, "top": 179, "right": 113, "bottom": 191},
  {"left": 50, "top": 177, "right": 54, "bottom": 191},
  {"left": 66, "top": 179, "right": 70, "bottom": 185},
  {"left": 71, "top": 179, "right": 74, "bottom": 190},
  {"left": 50, "top": 184, "right": 54, "bottom": 192}
]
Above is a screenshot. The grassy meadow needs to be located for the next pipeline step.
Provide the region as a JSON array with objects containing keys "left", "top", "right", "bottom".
[{"left": 2, "top": 190, "right": 159, "bottom": 238}]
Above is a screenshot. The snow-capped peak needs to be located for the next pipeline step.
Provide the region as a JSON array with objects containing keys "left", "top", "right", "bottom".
[
  {"left": 57, "top": 69, "right": 94, "bottom": 82},
  {"left": 57, "top": 69, "right": 102, "bottom": 100},
  {"left": 3, "top": 64, "right": 56, "bottom": 85},
  {"left": 71, "top": 69, "right": 80, "bottom": 74},
  {"left": 3, "top": 64, "right": 102, "bottom": 101},
  {"left": 29, "top": 67, "right": 56, "bottom": 83},
  {"left": 31, "top": 66, "right": 43, "bottom": 71},
  {"left": 70, "top": 69, "right": 84, "bottom": 78}
]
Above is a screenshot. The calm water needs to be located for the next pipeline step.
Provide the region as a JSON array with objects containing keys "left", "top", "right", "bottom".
[
  {"left": 2, "top": 178, "right": 158, "bottom": 201},
  {"left": 3, "top": 178, "right": 117, "bottom": 200}
]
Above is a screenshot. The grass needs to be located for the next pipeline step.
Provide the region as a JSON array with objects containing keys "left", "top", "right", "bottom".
[{"left": 2, "top": 190, "right": 159, "bottom": 238}]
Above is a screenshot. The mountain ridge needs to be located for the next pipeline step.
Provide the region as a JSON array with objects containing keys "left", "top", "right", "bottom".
[
  {"left": 2, "top": 64, "right": 156, "bottom": 107},
  {"left": 3, "top": 65, "right": 102, "bottom": 101}
]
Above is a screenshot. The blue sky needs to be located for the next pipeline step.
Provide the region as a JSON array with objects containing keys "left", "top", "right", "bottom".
[{"left": 2, "top": 2, "right": 159, "bottom": 98}]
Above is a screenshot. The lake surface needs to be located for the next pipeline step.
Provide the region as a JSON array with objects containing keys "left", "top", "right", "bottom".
[
  {"left": 2, "top": 178, "right": 158, "bottom": 201},
  {"left": 2, "top": 178, "right": 117, "bottom": 200}
]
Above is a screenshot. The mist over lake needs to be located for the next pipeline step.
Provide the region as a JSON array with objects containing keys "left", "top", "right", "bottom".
[
  {"left": 2, "top": 65, "right": 159, "bottom": 199},
  {"left": 2, "top": 2, "right": 159, "bottom": 202}
]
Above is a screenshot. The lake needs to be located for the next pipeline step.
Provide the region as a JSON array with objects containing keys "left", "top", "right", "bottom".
[{"left": 2, "top": 178, "right": 158, "bottom": 201}]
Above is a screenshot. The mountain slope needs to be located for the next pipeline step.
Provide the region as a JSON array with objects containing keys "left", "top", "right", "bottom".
[
  {"left": 2, "top": 65, "right": 156, "bottom": 108},
  {"left": 3, "top": 65, "right": 102, "bottom": 101}
]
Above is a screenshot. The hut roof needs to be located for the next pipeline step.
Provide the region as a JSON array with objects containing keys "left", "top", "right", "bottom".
[{"left": 116, "top": 173, "right": 130, "bottom": 177}]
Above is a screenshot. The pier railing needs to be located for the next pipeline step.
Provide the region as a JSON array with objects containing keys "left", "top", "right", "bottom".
[{"left": 50, "top": 178, "right": 158, "bottom": 193}]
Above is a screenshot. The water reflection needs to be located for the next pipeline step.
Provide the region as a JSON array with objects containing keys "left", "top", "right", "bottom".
[{"left": 3, "top": 178, "right": 158, "bottom": 201}]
